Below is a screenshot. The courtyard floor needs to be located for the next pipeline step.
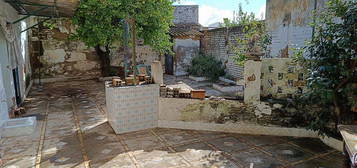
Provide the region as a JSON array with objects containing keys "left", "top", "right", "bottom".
[{"left": 1, "top": 80, "right": 347, "bottom": 168}]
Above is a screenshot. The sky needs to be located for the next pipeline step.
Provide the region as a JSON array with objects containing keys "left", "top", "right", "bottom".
[{"left": 173, "top": 0, "right": 266, "bottom": 27}]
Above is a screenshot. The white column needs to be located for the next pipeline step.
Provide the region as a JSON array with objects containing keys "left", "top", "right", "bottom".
[
  {"left": 244, "top": 60, "right": 262, "bottom": 104},
  {"left": 151, "top": 61, "right": 164, "bottom": 85}
]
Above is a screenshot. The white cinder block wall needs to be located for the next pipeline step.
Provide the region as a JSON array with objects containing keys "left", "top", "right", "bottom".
[{"left": 106, "top": 84, "right": 160, "bottom": 134}]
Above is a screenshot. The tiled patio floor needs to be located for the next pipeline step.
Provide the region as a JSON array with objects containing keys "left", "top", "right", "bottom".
[{"left": 1, "top": 80, "right": 347, "bottom": 168}]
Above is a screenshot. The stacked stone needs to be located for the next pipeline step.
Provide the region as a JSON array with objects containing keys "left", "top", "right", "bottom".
[
  {"left": 179, "top": 89, "right": 191, "bottom": 98},
  {"left": 160, "top": 85, "right": 167, "bottom": 97},
  {"left": 166, "top": 87, "right": 174, "bottom": 98},
  {"left": 173, "top": 88, "right": 180, "bottom": 98}
]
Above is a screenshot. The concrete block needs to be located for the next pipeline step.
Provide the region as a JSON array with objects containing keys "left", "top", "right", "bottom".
[
  {"left": 1, "top": 117, "right": 37, "bottom": 137},
  {"left": 219, "top": 77, "right": 236, "bottom": 85},
  {"left": 189, "top": 76, "right": 207, "bottom": 82},
  {"left": 212, "top": 83, "right": 244, "bottom": 95},
  {"left": 244, "top": 60, "right": 262, "bottom": 104},
  {"left": 151, "top": 61, "right": 164, "bottom": 85}
]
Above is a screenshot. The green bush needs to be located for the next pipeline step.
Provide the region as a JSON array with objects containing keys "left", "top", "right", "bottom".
[
  {"left": 187, "top": 54, "right": 225, "bottom": 81},
  {"left": 294, "top": 0, "right": 357, "bottom": 137}
]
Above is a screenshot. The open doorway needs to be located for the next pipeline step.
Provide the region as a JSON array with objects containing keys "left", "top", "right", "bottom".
[{"left": 12, "top": 67, "right": 21, "bottom": 106}]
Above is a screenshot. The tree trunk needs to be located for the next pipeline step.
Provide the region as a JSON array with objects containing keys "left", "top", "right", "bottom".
[
  {"left": 131, "top": 19, "right": 137, "bottom": 85},
  {"left": 333, "top": 92, "right": 342, "bottom": 131},
  {"left": 95, "top": 45, "right": 111, "bottom": 77}
]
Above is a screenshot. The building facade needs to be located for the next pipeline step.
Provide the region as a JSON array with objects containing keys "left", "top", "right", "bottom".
[{"left": 0, "top": 0, "right": 32, "bottom": 120}]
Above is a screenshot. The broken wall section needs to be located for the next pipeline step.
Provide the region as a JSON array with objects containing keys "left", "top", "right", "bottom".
[
  {"left": 171, "top": 5, "right": 201, "bottom": 76},
  {"left": 30, "top": 18, "right": 101, "bottom": 79},
  {"left": 159, "top": 98, "right": 303, "bottom": 128},
  {"left": 31, "top": 18, "right": 165, "bottom": 79}
]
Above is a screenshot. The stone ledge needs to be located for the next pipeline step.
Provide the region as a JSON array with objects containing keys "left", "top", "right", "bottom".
[
  {"left": 158, "top": 120, "right": 343, "bottom": 152},
  {"left": 188, "top": 76, "right": 207, "bottom": 82}
]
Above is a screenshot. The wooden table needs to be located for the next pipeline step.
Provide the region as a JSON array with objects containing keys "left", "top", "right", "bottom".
[{"left": 339, "top": 125, "right": 357, "bottom": 168}]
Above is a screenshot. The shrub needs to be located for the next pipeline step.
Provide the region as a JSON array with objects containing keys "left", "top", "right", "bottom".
[
  {"left": 187, "top": 54, "right": 225, "bottom": 81},
  {"left": 295, "top": 0, "right": 357, "bottom": 137}
]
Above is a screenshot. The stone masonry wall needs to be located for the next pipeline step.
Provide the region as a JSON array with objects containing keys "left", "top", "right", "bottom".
[
  {"left": 31, "top": 18, "right": 101, "bottom": 78},
  {"left": 159, "top": 98, "right": 303, "bottom": 128},
  {"left": 31, "top": 18, "right": 163, "bottom": 78},
  {"left": 201, "top": 26, "right": 244, "bottom": 79}
]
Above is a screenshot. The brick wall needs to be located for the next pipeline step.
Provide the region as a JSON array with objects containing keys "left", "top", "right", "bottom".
[{"left": 201, "top": 26, "right": 245, "bottom": 79}]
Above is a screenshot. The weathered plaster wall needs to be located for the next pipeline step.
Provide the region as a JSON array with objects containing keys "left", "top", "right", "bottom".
[
  {"left": 30, "top": 18, "right": 101, "bottom": 78},
  {"left": 201, "top": 26, "right": 244, "bottom": 79},
  {"left": 173, "top": 39, "right": 200, "bottom": 76},
  {"left": 244, "top": 60, "right": 262, "bottom": 103},
  {"left": 0, "top": 33, "right": 10, "bottom": 120},
  {"left": 266, "top": 0, "right": 328, "bottom": 58},
  {"left": 173, "top": 5, "right": 199, "bottom": 24},
  {"left": 110, "top": 44, "right": 163, "bottom": 68},
  {"left": 0, "top": 0, "right": 31, "bottom": 118},
  {"left": 159, "top": 98, "right": 302, "bottom": 127},
  {"left": 32, "top": 18, "right": 164, "bottom": 78},
  {"left": 261, "top": 58, "right": 306, "bottom": 98}
]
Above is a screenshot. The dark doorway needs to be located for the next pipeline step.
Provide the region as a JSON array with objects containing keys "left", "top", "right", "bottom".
[
  {"left": 12, "top": 67, "right": 21, "bottom": 106},
  {"left": 165, "top": 53, "right": 174, "bottom": 75}
]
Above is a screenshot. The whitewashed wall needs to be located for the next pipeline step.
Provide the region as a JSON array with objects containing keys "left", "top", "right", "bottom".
[{"left": 0, "top": 0, "right": 31, "bottom": 118}]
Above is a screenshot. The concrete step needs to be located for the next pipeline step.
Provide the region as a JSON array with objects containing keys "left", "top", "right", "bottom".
[{"left": 0, "top": 116, "right": 37, "bottom": 138}]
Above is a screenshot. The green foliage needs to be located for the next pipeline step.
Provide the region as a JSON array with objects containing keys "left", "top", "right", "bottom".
[
  {"left": 42, "top": 20, "right": 57, "bottom": 29},
  {"left": 187, "top": 54, "right": 225, "bottom": 81},
  {"left": 219, "top": 2, "right": 271, "bottom": 66},
  {"left": 219, "top": 3, "right": 256, "bottom": 28},
  {"left": 72, "top": 0, "right": 174, "bottom": 55},
  {"left": 232, "top": 12, "right": 271, "bottom": 66},
  {"left": 295, "top": 0, "right": 357, "bottom": 136}
]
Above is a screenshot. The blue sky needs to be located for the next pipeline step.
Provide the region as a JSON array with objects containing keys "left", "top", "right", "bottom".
[{"left": 174, "top": 0, "right": 266, "bottom": 26}]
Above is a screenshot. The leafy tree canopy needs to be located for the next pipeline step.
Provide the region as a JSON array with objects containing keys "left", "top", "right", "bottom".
[
  {"left": 219, "top": 3, "right": 271, "bottom": 66},
  {"left": 72, "top": 0, "right": 174, "bottom": 55}
]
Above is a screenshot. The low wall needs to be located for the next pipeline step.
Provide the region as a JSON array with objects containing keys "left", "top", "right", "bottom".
[
  {"left": 158, "top": 97, "right": 343, "bottom": 151},
  {"left": 159, "top": 97, "right": 295, "bottom": 127}
]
